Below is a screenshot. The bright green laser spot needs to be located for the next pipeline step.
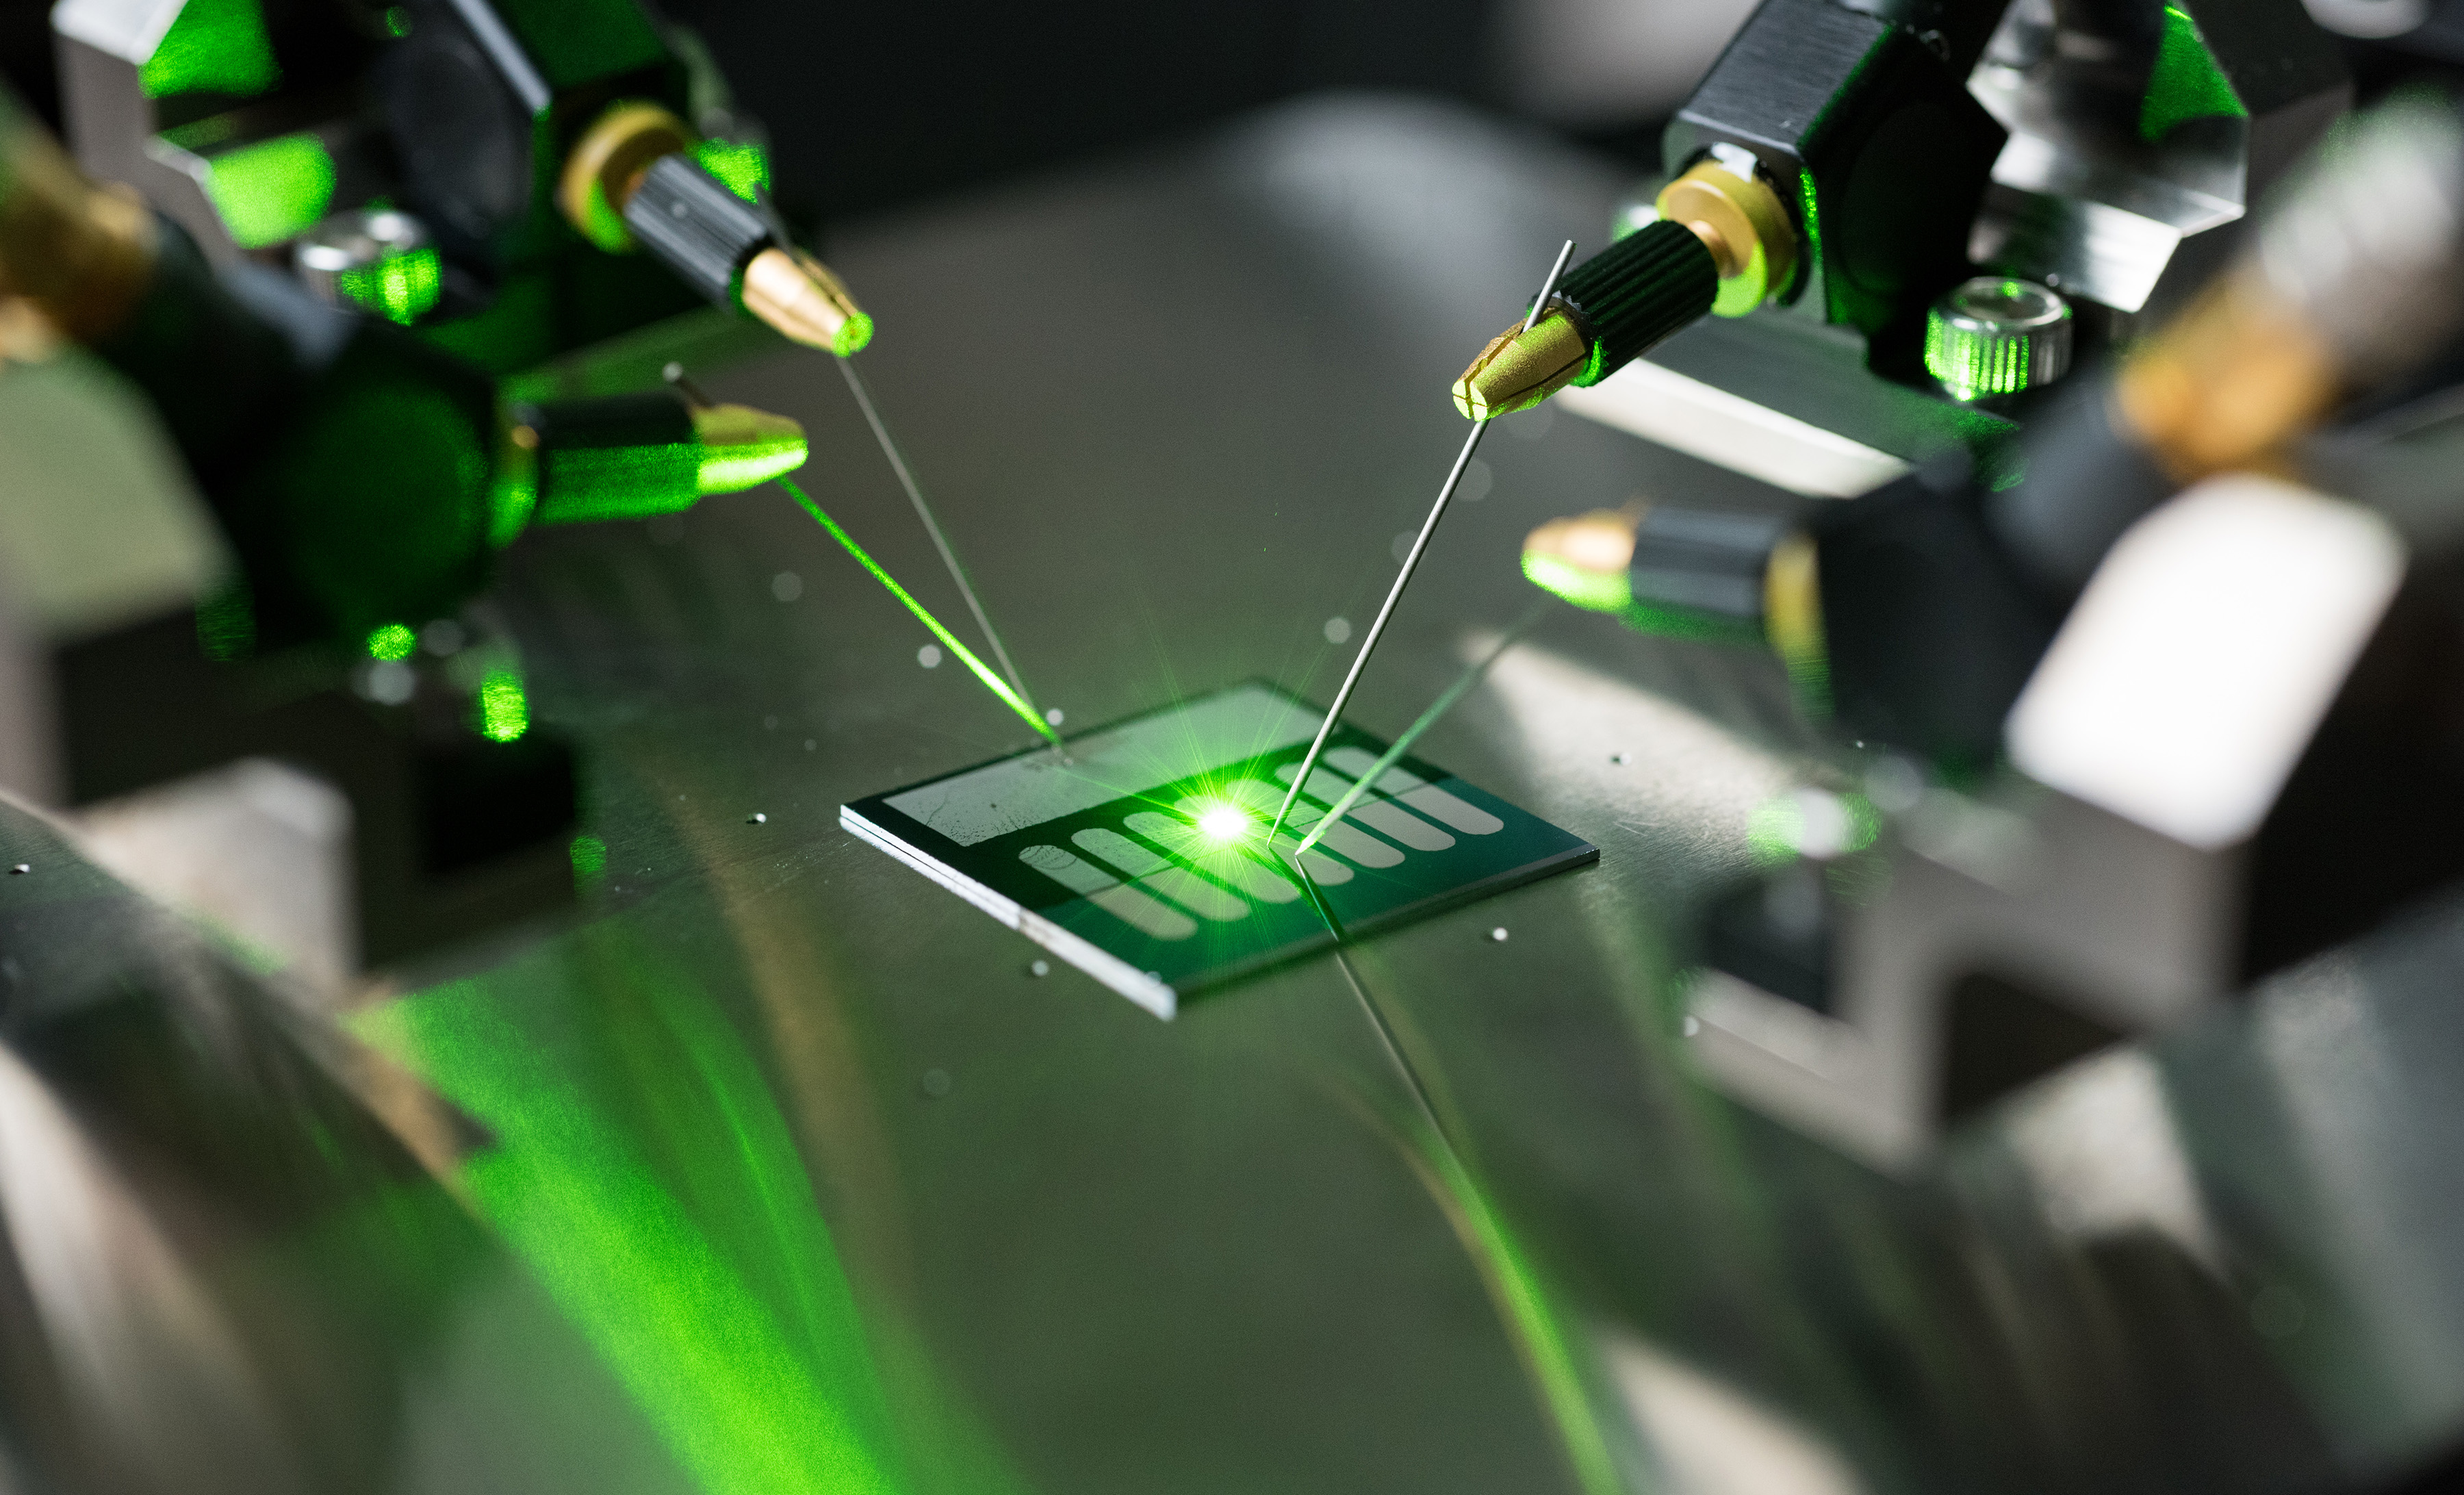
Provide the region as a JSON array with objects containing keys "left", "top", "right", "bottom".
[
  {"left": 367, "top": 621, "right": 416, "bottom": 661},
  {"left": 832, "top": 311, "right": 875, "bottom": 359},
  {"left": 335, "top": 244, "right": 442, "bottom": 325},
  {"left": 778, "top": 476, "right": 1060, "bottom": 748},
  {"left": 203, "top": 132, "right": 337, "bottom": 248},
  {"left": 479, "top": 668, "right": 530, "bottom": 742},
  {"left": 140, "top": 0, "right": 279, "bottom": 99},
  {"left": 1196, "top": 804, "right": 1250, "bottom": 843},
  {"left": 698, "top": 434, "right": 808, "bottom": 495},
  {"left": 695, "top": 138, "right": 771, "bottom": 203}
]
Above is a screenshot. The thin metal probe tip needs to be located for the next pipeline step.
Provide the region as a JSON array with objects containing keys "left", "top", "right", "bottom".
[
  {"left": 834, "top": 357, "right": 1047, "bottom": 723},
  {"left": 1290, "top": 596, "right": 1548, "bottom": 864},
  {"left": 1267, "top": 241, "right": 1577, "bottom": 846},
  {"left": 1526, "top": 239, "right": 1576, "bottom": 333}
]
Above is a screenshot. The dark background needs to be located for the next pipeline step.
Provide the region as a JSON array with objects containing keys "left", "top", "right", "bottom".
[{"left": 10, "top": 0, "right": 2458, "bottom": 233}]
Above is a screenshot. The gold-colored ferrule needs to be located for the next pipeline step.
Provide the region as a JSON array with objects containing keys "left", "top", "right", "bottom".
[
  {"left": 1762, "top": 531, "right": 1828, "bottom": 711},
  {"left": 740, "top": 246, "right": 873, "bottom": 356},
  {"left": 1656, "top": 157, "right": 1795, "bottom": 319},
  {"left": 558, "top": 101, "right": 696, "bottom": 254},
  {"left": 1454, "top": 309, "right": 1590, "bottom": 422},
  {"left": 0, "top": 100, "right": 157, "bottom": 351},
  {"left": 2113, "top": 266, "right": 2335, "bottom": 484},
  {"left": 690, "top": 401, "right": 808, "bottom": 495}
]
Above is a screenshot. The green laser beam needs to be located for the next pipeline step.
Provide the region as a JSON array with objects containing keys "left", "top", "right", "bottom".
[
  {"left": 779, "top": 476, "right": 1061, "bottom": 748},
  {"left": 1292, "top": 599, "right": 1549, "bottom": 865}
]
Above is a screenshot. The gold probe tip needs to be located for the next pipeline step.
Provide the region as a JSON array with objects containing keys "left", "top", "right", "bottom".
[
  {"left": 741, "top": 246, "right": 873, "bottom": 356},
  {"left": 1452, "top": 309, "right": 1589, "bottom": 421},
  {"left": 691, "top": 402, "right": 808, "bottom": 495}
]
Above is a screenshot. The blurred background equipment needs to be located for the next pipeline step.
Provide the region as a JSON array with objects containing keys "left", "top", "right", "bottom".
[{"left": 10, "top": 2, "right": 2464, "bottom": 1495}]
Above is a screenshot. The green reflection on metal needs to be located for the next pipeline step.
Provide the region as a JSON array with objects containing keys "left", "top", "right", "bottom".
[
  {"left": 1522, "top": 550, "right": 1631, "bottom": 614},
  {"left": 780, "top": 476, "right": 1062, "bottom": 748},
  {"left": 1924, "top": 282, "right": 2064, "bottom": 401},
  {"left": 203, "top": 133, "right": 337, "bottom": 248},
  {"left": 337, "top": 245, "right": 443, "bottom": 325},
  {"left": 699, "top": 433, "right": 808, "bottom": 496},
  {"left": 1794, "top": 168, "right": 1821, "bottom": 307},
  {"left": 352, "top": 954, "right": 904, "bottom": 1495},
  {"left": 2140, "top": 6, "right": 2244, "bottom": 142},
  {"left": 368, "top": 621, "right": 417, "bottom": 661},
  {"left": 382, "top": 5, "right": 411, "bottom": 36},
  {"left": 569, "top": 833, "right": 608, "bottom": 886},
  {"left": 696, "top": 138, "right": 771, "bottom": 203},
  {"left": 538, "top": 443, "right": 698, "bottom": 522},
  {"left": 1747, "top": 796, "right": 1803, "bottom": 865},
  {"left": 1747, "top": 790, "right": 1877, "bottom": 865},
  {"left": 196, "top": 578, "right": 255, "bottom": 661},
  {"left": 490, "top": 449, "right": 539, "bottom": 548},
  {"left": 1342, "top": 1084, "right": 1625, "bottom": 1495},
  {"left": 140, "top": 0, "right": 279, "bottom": 99},
  {"left": 478, "top": 668, "right": 530, "bottom": 741}
]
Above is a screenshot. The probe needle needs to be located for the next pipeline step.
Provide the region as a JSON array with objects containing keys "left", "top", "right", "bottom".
[
  {"left": 836, "top": 355, "right": 1049, "bottom": 728},
  {"left": 1268, "top": 238, "right": 1577, "bottom": 845}
]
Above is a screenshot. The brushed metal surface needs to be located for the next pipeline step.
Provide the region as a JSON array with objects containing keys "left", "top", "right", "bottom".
[{"left": 3, "top": 94, "right": 2461, "bottom": 1495}]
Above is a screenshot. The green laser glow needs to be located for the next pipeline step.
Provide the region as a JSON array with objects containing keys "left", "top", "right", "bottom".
[
  {"left": 832, "top": 312, "right": 875, "bottom": 359},
  {"left": 203, "top": 133, "right": 337, "bottom": 248},
  {"left": 1196, "top": 804, "right": 1250, "bottom": 843},
  {"left": 1337, "top": 1084, "right": 1626, "bottom": 1495},
  {"left": 2141, "top": 5, "right": 2244, "bottom": 142},
  {"left": 535, "top": 444, "right": 697, "bottom": 522},
  {"left": 367, "top": 621, "right": 417, "bottom": 661},
  {"left": 352, "top": 952, "right": 906, "bottom": 1495},
  {"left": 1292, "top": 600, "right": 1548, "bottom": 867},
  {"left": 569, "top": 833, "right": 608, "bottom": 886},
  {"left": 778, "top": 476, "right": 1060, "bottom": 747},
  {"left": 695, "top": 138, "right": 771, "bottom": 203},
  {"left": 140, "top": 0, "right": 279, "bottom": 99},
  {"left": 335, "top": 244, "right": 442, "bottom": 325},
  {"left": 479, "top": 667, "right": 530, "bottom": 741}
]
